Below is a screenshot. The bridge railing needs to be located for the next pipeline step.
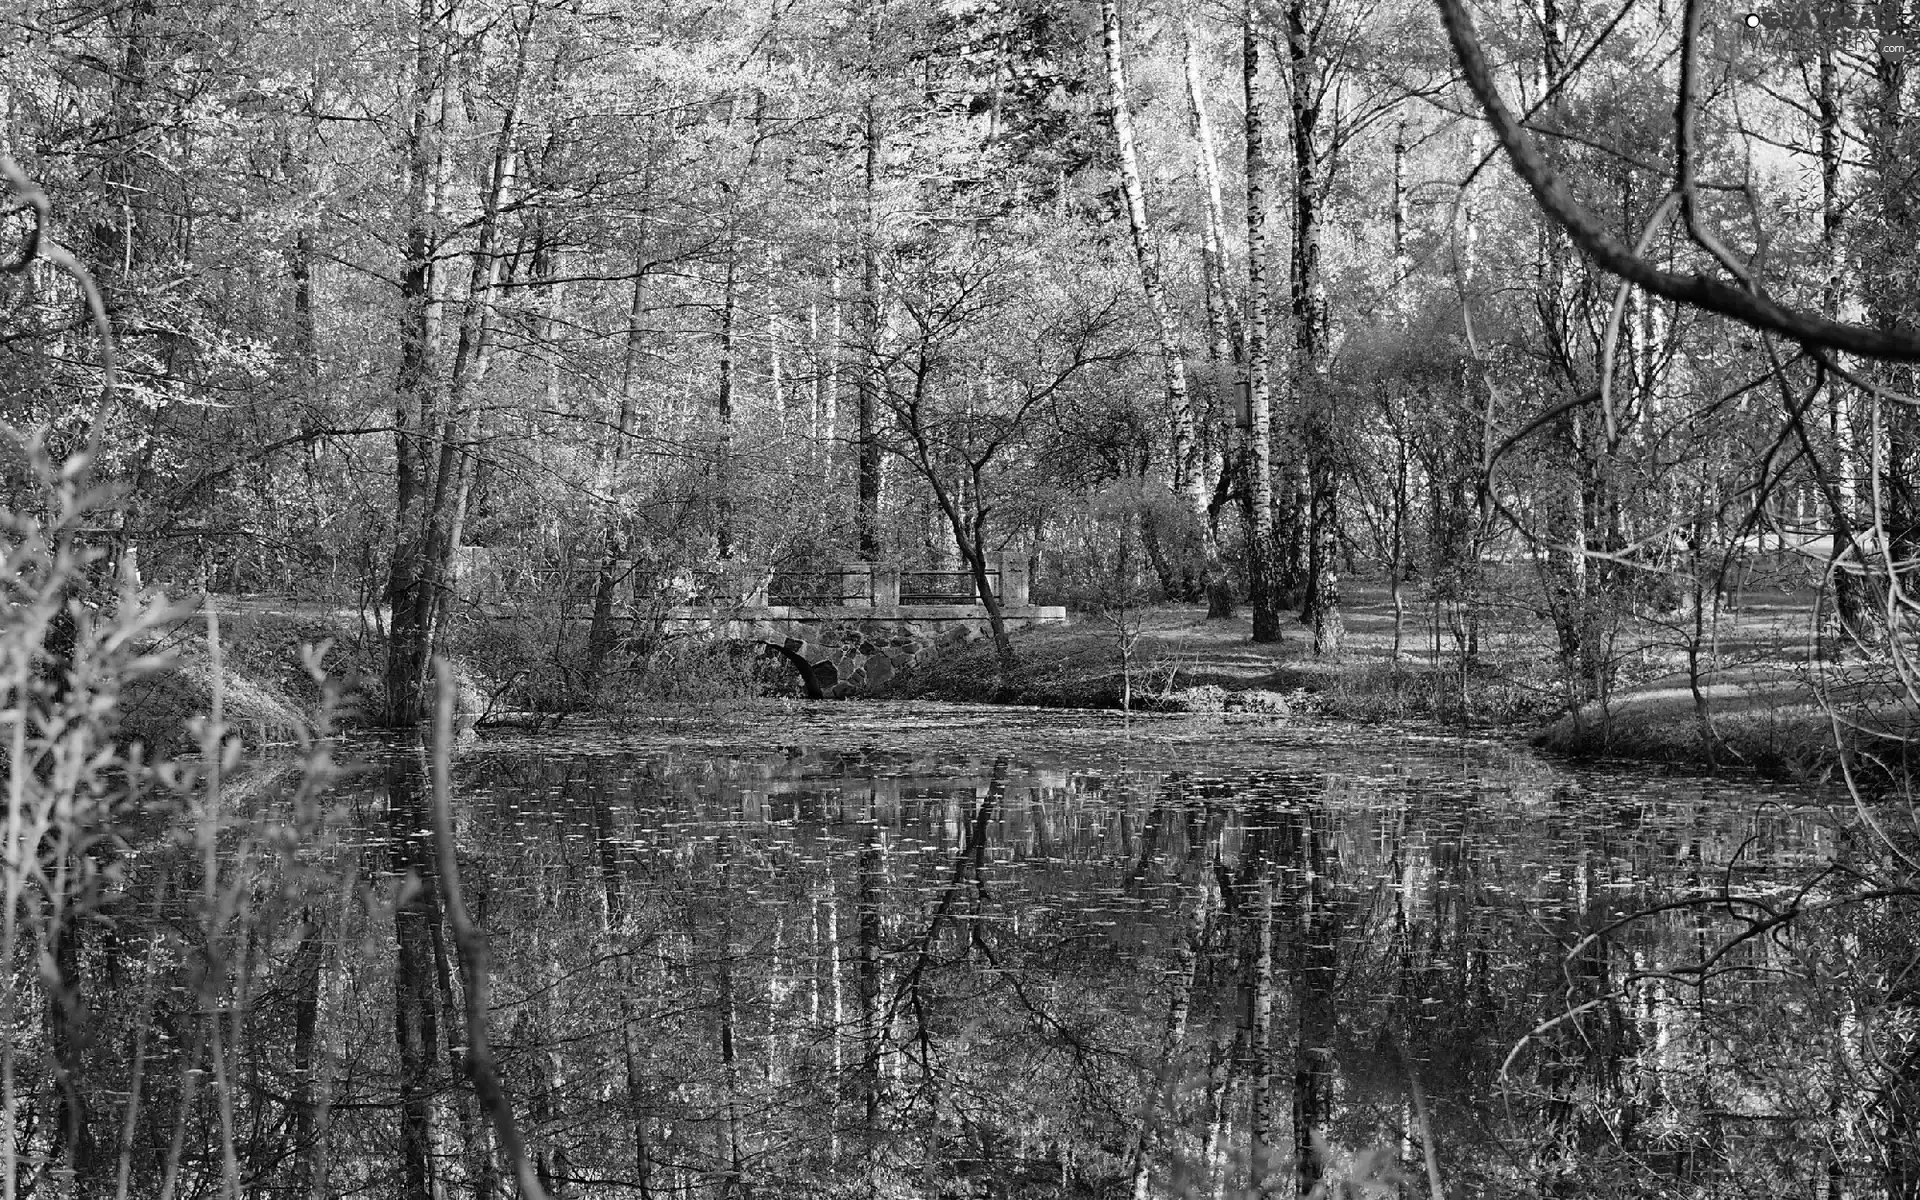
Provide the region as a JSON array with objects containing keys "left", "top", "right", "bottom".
[
  {"left": 768, "top": 568, "right": 876, "bottom": 607},
  {"left": 676, "top": 554, "right": 1030, "bottom": 611},
  {"left": 899, "top": 568, "right": 996, "bottom": 605}
]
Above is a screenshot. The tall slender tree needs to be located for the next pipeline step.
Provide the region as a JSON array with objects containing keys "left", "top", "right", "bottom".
[{"left": 1244, "top": 0, "right": 1284, "bottom": 644}]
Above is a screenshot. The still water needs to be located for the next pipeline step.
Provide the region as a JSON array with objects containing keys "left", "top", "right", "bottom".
[{"left": 329, "top": 703, "right": 1901, "bottom": 1199}]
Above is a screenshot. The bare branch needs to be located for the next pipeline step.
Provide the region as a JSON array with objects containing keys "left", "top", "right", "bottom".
[{"left": 1434, "top": 0, "right": 1920, "bottom": 360}]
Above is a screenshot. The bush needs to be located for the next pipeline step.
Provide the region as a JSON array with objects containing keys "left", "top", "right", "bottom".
[{"left": 0, "top": 435, "right": 339, "bottom": 1192}]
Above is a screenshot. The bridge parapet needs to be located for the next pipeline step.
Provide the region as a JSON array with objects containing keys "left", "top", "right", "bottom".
[
  {"left": 678, "top": 553, "right": 1042, "bottom": 618},
  {"left": 658, "top": 553, "right": 1063, "bottom": 698}
]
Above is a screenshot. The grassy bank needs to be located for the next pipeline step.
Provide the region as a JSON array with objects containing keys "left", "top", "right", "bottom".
[
  {"left": 1534, "top": 667, "right": 1837, "bottom": 777},
  {"left": 175, "top": 563, "right": 1914, "bottom": 790},
  {"left": 119, "top": 597, "right": 380, "bottom": 751},
  {"left": 887, "top": 583, "right": 1566, "bottom": 728},
  {"left": 893, "top": 569, "right": 1914, "bottom": 788},
  {"left": 1536, "top": 661, "right": 1920, "bottom": 788}
]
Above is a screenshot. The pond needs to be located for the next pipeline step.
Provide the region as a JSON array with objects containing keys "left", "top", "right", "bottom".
[{"left": 96, "top": 702, "right": 1913, "bottom": 1198}]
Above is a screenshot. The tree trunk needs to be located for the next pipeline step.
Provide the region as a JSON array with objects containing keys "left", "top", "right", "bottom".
[
  {"left": 288, "top": 913, "right": 323, "bottom": 1199},
  {"left": 1183, "top": 15, "right": 1241, "bottom": 619},
  {"left": 291, "top": 227, "right": 319, "bottom": 396},
  {"left": 1875, "top": 901, "right": 1920, "bottom": 1200},
  {"left": 93, "top": 0, "right": 158, "bottom": 277},
  {"left": 932, "top": 480, "right": 1017, "bottom": 671},
  {"left": 963, "top": 540, "right": 1016, "bottom": 672},
  {"left": 1100, "top": 0, "right": 1206, "bottom": 599},
  {"left": 816, "top": 883, "right": 845, "bottom": 1165},
  {"left": 1391, "top": 118, "right": 1411, "bottom": 311},
  {"left": 718, "top": 256, "right": 738, "bottom": 560},
  {"left": 305, "top": 887, "right": 349, "bottom": 1200},
  {"left": 48, "top": 900, "right": 94, "bottom": 1194},
  {"left": 1546, "top": 408, "right": 1599, "bottom": 704},
  {"left": 1201, "top": 1036, "right": 1234, "bottom": 1200},
  {"left": 717, "top": 842, "right": 747, "bottom": 1198},
  {"left": 621, "top": 999, "right": 657, "bottom": 1199},
  {"left": 1286, "top": 0, "right": 1342, "bottom": 653},
  {"left": 825, "top": 242, "right": 844, "bottom": 464},
  {"left": 585, "top": 228, "right": 657, "bottom": 692},
  {"left": 1816, "top": 13, "right": 1864, "bottom": 646},
  {"left": 423, "top": 877, "right": 495, "bottom": 1200},
  {"left": 766, "top": 246, "right": 784, "bottom": 416},
  {"left": 856, "top": 19, "right": 885, "bottom": 560},
  {"left": 1527, "top": 0, "right": 1604, "bottom": 706},
  {"left": 1185, "top": 14, "right": 1239, "bottom": 373},
  {"left": 1305, "top": 453, "right": 1344, "bottom": 655},
  {"left": 383, "top": 0, "right": 447, "bottom": 728},
  {"left": 1243, "top": 0, "right": 1282, "bottom": 644},
  {"left": 1869, "top": 31, "right": 1917, "bottom": 614},
  {"left": 1138, "top": 512, "right": 1183, "bottom": 600},
  {"left": 385, "top": 0, "right": 529, "bottom": 725}
]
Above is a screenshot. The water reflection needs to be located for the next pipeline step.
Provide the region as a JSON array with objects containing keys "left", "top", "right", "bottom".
[{"left": 301, "top": 710, "right": 1893, "bottom": 1197}]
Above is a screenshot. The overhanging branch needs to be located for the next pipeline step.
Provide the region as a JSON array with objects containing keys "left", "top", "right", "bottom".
[{"left": 1433, "top": 0, "right": 1920, "bottom": 361}]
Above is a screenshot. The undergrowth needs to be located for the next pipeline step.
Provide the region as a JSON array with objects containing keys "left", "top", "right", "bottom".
[{"left": 0, "top": 432, "right": 340, "bottom": 1192}]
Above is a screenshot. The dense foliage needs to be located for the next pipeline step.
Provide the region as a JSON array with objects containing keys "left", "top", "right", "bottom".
[
  {"left": 9, "top": 0, "right": 1920, "bottom": 1194},
  {"left": 6, "top": 0, "right": 1913, "bottom": 717}
]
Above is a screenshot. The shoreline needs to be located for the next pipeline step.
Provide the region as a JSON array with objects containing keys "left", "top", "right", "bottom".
[
  {"left": 881, "top": 597, "right": 1898, "bottom": 791},
  {"left": 165, "top": 585, "right": 1908, "bottom": 791}
]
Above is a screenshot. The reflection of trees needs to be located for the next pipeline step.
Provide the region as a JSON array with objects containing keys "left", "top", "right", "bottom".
[
  {"left": 43, "top": 730, "right": 1905, "bottom": 1198},
  {"left": 387, "top": 761, "right": 441, "bottom": 1200},
  {"left": 387, "top": 756, "right": 502, "bottom": 1200},
  {"left": 488, "top": 752, "right": 1863, "bottom": 1197},
  {"left": 1280, "top": 800, "right": 1337, "bottom": 1200}
]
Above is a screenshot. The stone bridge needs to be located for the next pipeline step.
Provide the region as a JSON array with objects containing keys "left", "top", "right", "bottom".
[{"left": 661, "top": 554, "right": 1067, "bottom": 698}]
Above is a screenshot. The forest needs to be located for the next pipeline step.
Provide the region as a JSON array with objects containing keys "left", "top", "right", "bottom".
[
  {"left": 6, "top": 0, "right": 1920, "bottom": 1194},
  {"left": 2, "top": 0, "right": 1913, "bottom": 721}
]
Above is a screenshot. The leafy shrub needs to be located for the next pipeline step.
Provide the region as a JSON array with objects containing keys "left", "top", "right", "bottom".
[{"left": 0, "top": 434, "right": 339, "bottom": 1192}]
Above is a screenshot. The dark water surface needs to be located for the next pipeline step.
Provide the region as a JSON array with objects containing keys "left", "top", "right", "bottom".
[{"left": 341, "top": 702, "right": 1897, "bottom": 1198}]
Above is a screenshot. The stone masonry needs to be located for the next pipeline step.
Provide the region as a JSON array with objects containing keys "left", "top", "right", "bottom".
[{"left": 660, "top": 554, "right": 1066, "bottom": 698}]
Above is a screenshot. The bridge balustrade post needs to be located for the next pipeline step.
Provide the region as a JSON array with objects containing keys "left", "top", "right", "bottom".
[
  {"left": 996, "top": 551, "right": 1029, "bottom": 609},
  {"left": 839, "top": 562, "right": 870, "bottom": 605},
  {"left": 870, "top": 564, "right": 900, "bottom": 609}
]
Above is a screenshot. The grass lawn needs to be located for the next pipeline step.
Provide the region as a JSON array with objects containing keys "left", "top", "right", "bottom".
[{"left": 903, "top": 552, "right": 1917, "bottom": 785}]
